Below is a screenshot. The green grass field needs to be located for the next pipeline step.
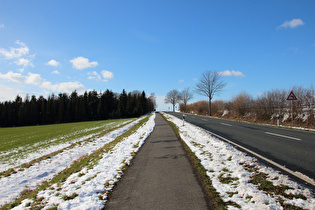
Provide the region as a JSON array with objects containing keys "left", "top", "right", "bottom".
[{"left": 0, "top": 118, "right": 133, "bottom": 164}]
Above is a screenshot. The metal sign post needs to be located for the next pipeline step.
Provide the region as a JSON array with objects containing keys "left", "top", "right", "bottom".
[{"left": 286, "top": 91, "right": 297, "bottom": 127}]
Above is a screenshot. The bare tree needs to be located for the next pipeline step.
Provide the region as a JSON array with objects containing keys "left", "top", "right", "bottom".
[
  {"left": 231, "top": 91, "right": 253, "bottom": 118},
  {"left": 164, "top": 89, "right": 181, "bottom": 112},
  {"left": 304, "top": 85, "right": 315, "bottom": 121},
  {"left": 180, "top": 87, "right": 194, "bottom": 112},
  {"left": 195, "top": 70, "right": 226, "bottom": 116}
]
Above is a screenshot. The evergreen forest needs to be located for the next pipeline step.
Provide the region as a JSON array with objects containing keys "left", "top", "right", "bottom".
[{"left": 0, "top": 89, "right": 156, "bottom": 127}]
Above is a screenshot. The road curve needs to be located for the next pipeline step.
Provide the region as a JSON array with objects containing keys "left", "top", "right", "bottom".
[{"left": 167, "top": 112, "right": 315, "bottom": 184}]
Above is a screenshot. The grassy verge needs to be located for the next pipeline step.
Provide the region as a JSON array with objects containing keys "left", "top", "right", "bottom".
[
  {"left": 163, "top": 113, "right": 311, "bottom": 209},
  {"left": 243, "top": 163, "right": 307, "bottom": 209},
  {"left": 161, "top": 113, "right": 227, "bottom": 209},
  {"left": 0, "top": 119, "right": 131, "bottom": 160},
  {"left": 0, "top": 119, "right": 134, "bottom": 179},
  {"left": 1, "top": 115, "right": 151, "bottom": 209}
]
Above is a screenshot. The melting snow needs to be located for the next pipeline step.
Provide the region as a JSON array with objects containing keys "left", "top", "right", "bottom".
[
  {"left": 164, "top": 113, "right": 314, "bottom": 209},
  {"left": 2, "top": 113, "right": 314, "bottom": 209}
]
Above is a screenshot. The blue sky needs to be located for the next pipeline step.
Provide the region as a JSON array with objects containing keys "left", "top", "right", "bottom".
[{"left": 0, "top": 0, "right": 314, "bottom": 111}]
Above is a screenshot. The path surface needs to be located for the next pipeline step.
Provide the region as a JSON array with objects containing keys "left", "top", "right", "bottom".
[{"left": 105, "top": 113, "right": 209, "bottom": 210}]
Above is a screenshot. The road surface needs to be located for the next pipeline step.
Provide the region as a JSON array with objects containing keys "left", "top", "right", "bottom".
[{"left": 167, "top": 112, "right": 315, "bottom": 183}]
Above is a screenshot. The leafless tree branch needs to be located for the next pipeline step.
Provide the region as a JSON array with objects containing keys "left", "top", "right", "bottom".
[{"left": 195, "top": 70, "right": 226, "bottom": 116}]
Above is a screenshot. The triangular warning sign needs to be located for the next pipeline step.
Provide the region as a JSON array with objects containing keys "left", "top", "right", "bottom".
[{"left": 287, "top": 91, "right": 297, "bottom": 100}]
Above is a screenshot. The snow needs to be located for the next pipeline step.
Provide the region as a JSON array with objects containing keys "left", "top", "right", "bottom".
[
  {"left": 164, "top": 113, "right": 315, "bottom": 210},
  {"left": 0, "top": 116, "right": 153, "bottom": 207},
  {"left": 222, "top": 110, "right": 229, "bottom": 116},
  {"left": 1, "top": 113, "right": 314, "bottom": 209},
  {"left": 0, "top": 121, "right": 132, "bottom": 172}
]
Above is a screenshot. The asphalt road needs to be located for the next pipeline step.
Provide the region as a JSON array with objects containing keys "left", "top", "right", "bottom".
[
  {"left": 167, "top": 112, "right": 315, "bottom": 181},
  {"left": 105, "top": 113, "right": 209, "bottom": 209}
]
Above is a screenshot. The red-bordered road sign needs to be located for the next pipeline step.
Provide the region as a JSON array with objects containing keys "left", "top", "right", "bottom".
[{"left": 287, "top": 91, "right": 297, "bottom": 100}]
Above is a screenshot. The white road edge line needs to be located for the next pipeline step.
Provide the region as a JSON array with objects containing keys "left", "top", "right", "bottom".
[
  {"left": 204, "top": 129, "right": 314, "bottom": 187},
  {"left": 265, "top": 132, "right": 301, "bottom": 141},
  {"left": 221, "top": 123, "right": 232, "bottom": 127}
]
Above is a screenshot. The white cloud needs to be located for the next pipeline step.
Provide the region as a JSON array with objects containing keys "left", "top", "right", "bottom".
[
  {"left": 219, "top": 70, "right": 245, "bottom": 77},
  {"left": 0, "top": 84, "right": 25, "bottom": 101},
  {"left": 0, "top": 71, "right": 42, "bottom": 85},
  {"left": 88, "top": 71, "right": 101, "bottom": 80},
  {"left": 70, "top": 56, "right": 98, "bottom": 70},
  {"left": 278, "top": 18, "right": 305, "bottom": 29},
  {"left": 15, "top": 58, "right": 33, "bottom": 67},
  {"left": 0, "top": 40, "right": 30, "bottom": 59},
  {"left": 47, "top": 59, "right": 60, "bottom": 67},
  {"left": 41, "top": 81, "right": 85, "bottom": 93},
  {"left": 87, "top": 70, "right": 113, "bottom": 81},
  {"left": 179, "top": 79, "right": 184, "bottom": 83},
  {"left": 0, "top": 24, "right": 4, "bottom": 29},
  {"left": 25, "top": 73, "right": 42, "bottom": 85},
  {"left": 51, "top": 70, "right": 60, "bottom": 75},
  {"left": 0, "top": 71, "right": 25, "bottom": 83},
  {"left": 0, "top": 41, "right": 35, "bottom": 69},
  {"left": 101, "top": 70, "right": 113, "bottom": 81}
]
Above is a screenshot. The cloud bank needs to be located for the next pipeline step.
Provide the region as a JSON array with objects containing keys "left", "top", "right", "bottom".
[
  {"left": 0, "top": 71, "right": 42, "bottom": 85},
  {"left": 41, "top": 81, "right": 85, "bottom": 93}
]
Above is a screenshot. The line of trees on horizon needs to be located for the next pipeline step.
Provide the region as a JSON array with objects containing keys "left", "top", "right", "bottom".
[
  {"left": 180, "top": 86, "right": 315, "bottom": 127},
  {"left": 0, "top": 89, "right": 156, "bottom": 127},
  {"left": 165, "top": 71, "right": 225, "bottom": 114}
]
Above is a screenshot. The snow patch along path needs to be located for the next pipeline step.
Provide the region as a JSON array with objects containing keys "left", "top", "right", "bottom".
[
  {"left": 164, "top": 113, "right": 314, "bottom": 210},
  {"left": 0, "top": 121, "right": 131, "bottom": 172},
  {"left": 0, "top": 116, "right": 147, "bottom": 207},
  {"left": 13, "top": 114, "right": 155, "bottom": 209}
]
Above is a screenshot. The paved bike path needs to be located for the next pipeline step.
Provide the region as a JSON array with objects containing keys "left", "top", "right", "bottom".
[{"left": 105, "top": 113, "right": 209, "bottom": 209}]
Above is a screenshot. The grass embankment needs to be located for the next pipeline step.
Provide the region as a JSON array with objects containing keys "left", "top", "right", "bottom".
[
  {"left": 1, "top": 115, "right": 151, "bottom": 209},
  {"left": 161, "top": 113, "right": 227, "bottom": 209},
  {"left": 0, "top": 118, "right": 132, "bottom": 177}
]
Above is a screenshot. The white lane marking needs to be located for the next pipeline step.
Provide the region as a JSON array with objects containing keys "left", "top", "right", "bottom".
[
  {"left": 202, "top": 119, "right": 208, "bottom": 121},
  {"left": 221, "top": 123, "right": 232, "bottom": 127},
  {"left": 265, "top": 132, "right": 301, "bottom": 141}
]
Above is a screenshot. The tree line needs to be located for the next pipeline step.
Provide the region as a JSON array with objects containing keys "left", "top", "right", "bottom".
[
  {"left": 0, "top": 89, "right": 156, "bottom": 127},
  {"left": 165, "top": 71, "right": 225, "bottom": 115},
  {"left": 164, "top": 70, "right": 314, "bottom": 127},
  {"left": 180, "top": 86, "right": 315, "bottom": 127}
]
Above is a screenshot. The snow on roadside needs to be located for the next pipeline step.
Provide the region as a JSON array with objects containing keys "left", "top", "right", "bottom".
[
  {"left": 164, "top": 113, "right": 314, "bottom": 210},
  {"left": 0, "top": 117, "right": 144, "bottom": 207},
  {"left": 13, "top": 114, "right": 155, "bottom": 210}
]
